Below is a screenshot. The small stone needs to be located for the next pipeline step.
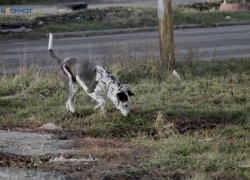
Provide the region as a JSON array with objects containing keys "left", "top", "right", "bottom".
[
  {"left": 39, "top": 123, "right": 63, "bottom": 130},
  {"left": 107, "top": 12, "right": 113, "bottom": 16},
  {"left": 38, "top": 21, "right": 44, "bottom": 25},
  {"left": 21, "top": 27, "right": 26, "bottom": 32}
]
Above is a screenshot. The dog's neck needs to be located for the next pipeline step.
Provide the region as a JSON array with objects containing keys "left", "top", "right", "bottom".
[{"left": 107, "top": 80, "right": 125, "bottom": 104}]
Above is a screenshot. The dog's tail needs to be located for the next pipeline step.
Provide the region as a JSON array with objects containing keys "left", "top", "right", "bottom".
[{"left": 48, "top": 33, "right": 61, "bottom": 65}]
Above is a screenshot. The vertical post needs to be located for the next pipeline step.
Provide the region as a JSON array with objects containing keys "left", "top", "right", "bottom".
[{"left": 158, "top": 0, "right": 175, "bottom": 70}]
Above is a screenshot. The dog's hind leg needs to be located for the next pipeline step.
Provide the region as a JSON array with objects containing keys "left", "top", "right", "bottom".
[
  {"left": 66, "top": 83, "right": 78, "bottom": 113},
  {"left": 63, "top": 65, "right": 78, "bottom": 113}
]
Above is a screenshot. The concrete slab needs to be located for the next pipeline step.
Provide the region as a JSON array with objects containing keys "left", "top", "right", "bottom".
[
  {"left": 0, "top": 130, "right": 76, "bottom": 156},
  {"left": 0, "top": 167, "right": 67, "bottom": 180}
]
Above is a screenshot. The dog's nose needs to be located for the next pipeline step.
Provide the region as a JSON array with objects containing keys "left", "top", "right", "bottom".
[{"left": 127, "top": 113, "right": 131, "bottom": 117}]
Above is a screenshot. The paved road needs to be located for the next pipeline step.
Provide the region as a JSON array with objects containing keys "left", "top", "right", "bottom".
[
  {"left": 0, "top": 0, "right": 209, "bottom": 14},
  {"left": 1, "top": 25, "right": 249, "bottom": 74}
]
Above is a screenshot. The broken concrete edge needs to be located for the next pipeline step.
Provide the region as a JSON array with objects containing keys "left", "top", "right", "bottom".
[{"left": 45, "top": 20, "right": 250, "bottom": 38}]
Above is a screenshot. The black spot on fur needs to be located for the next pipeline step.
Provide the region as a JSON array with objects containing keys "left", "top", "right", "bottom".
[{"left": 117, "top": 92, "right": 128, "bottom": 102}]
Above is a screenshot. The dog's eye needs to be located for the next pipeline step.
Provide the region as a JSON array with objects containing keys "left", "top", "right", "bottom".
[{"left": 124, "top": 104, "right": 128, "bottom": 108}]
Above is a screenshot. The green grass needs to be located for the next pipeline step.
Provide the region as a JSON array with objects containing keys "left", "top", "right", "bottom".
[
  {"left": 1, "top": 54, "right": 250, "bottom": 178},
  {"left": 143, "top": 131, "right": 250, "bottom": 179}
]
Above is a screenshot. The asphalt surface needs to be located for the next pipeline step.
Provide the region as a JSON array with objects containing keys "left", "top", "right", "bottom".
[{"left": 1, "top": 24, "right": 250, "bottom": 74}]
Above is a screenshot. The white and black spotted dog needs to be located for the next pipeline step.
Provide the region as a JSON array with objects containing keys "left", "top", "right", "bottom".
[{"left": 48, "top": 33, "right": 135, "bottom": 116}]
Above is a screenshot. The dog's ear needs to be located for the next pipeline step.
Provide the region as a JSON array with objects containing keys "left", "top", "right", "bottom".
[
  {"left": 127, "top": 90, "right": 135, "bottom": 97},
  {"left": 123, "top": 84, "right": 131, "bottom": 90},
  {"left": 117, "top": 92, "right": 128, "bottom": 102}
]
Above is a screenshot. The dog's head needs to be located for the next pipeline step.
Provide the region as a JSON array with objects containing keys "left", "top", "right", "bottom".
[{"left": 115, "top": 90, "right": 135, "bottom": 116}]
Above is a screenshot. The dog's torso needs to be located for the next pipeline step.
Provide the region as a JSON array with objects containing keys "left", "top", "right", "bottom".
[{"left": 61, "top": 57, "right": 124, "bottom": 97}]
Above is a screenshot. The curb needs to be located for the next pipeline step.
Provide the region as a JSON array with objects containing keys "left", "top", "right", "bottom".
[{"left": 47, "top": 20, "right": 250, "bottom": 38}]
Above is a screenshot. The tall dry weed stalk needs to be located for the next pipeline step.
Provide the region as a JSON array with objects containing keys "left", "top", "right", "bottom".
[{"left": 96, "top": 41, "right": 172, "bottom": 83}]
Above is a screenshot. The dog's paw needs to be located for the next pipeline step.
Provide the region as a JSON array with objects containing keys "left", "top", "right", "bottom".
[
  {"left": 66, "top": 102, "right": 75, "bottom": 113},
  {"left": 93, "top": 104, "right": 100, "bottom": 110},
  {"left": 69, "top": 107, "right": 75, "bottom": 113}
]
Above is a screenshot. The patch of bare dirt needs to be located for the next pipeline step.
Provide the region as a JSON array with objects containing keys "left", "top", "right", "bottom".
[
  {"left": 171, "top": 171, "right": 193, "bottom": 180},
  {"left": 0, "top": 126, "right": 163, "bottom": 179},
  {"left": 180, "top": 1, "right": 250, "bottom": 11},
  {"left": 215, "top": 172, "right": 243, "bottom": 180},
  {"left": 149, "top": 112, "right": 238, "bottom": 134},
  {"left": 167, "top": 116, "right": 225, "bottom": 133},
  {"left": 0, "top": 153, "right": 35, "bottom": 168},
  {"left": 179, "top": 2, "right": 222, "bottom": 11},
  {"left": 47, "top": 137, "right": 156, "bottom": 179}
]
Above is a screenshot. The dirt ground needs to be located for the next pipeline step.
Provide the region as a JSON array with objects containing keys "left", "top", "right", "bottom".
[
  {"left": 0, "top": 127, "right": 159, "bottom": 180},
  {"left": 0, "top": 108, "right": 234, "bottom": 179}
]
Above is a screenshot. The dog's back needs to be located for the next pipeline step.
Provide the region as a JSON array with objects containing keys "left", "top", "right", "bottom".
[{"left": 63, "top": 58, "right": 98, "bottom": 93}]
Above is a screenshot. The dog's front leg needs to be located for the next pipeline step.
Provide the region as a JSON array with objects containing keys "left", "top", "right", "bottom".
[{"left": 89, "top": 93, "right": 107, "bottom": 116}]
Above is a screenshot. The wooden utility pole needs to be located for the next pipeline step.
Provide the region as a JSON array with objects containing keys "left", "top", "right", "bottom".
[{"left": 158, "top": 0, "right": 175, "bottom": 70}]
